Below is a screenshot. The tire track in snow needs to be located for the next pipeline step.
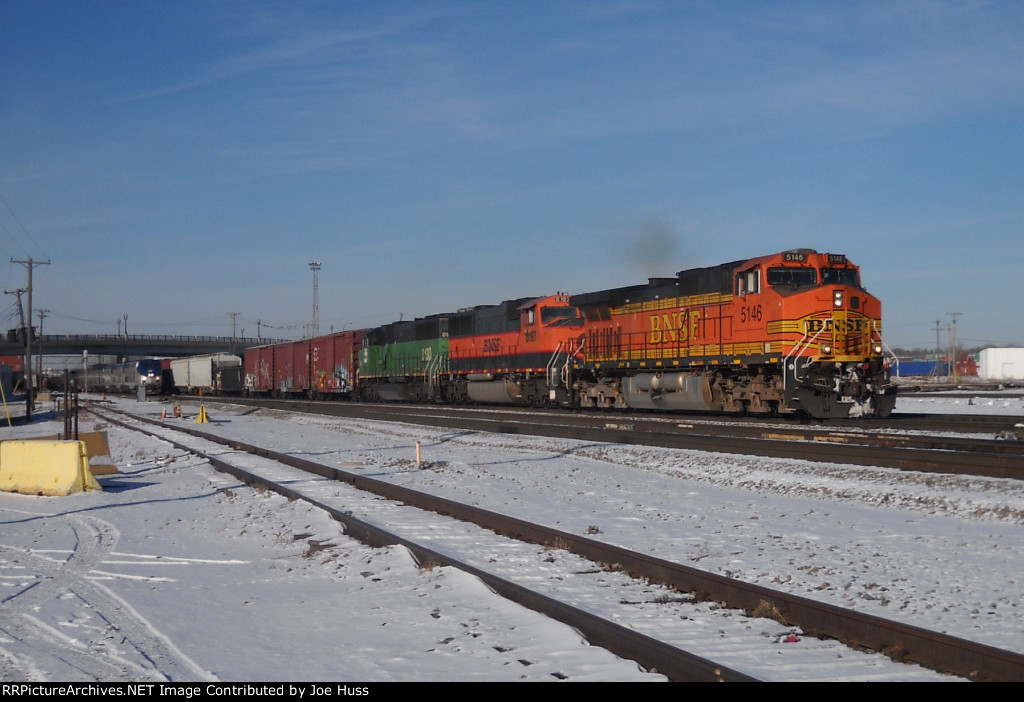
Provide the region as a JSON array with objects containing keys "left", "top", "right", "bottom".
[{"left": 0, "top": 512, "right": 214, "bottom": 682}]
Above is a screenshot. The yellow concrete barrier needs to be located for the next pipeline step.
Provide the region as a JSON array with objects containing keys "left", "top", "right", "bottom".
[
  {"left": 0, "top": 431, "right": 119, "bottom": 476},
  {"left": 78, "top": 431, "right": 118, "bottom": 475},
  {"left": 0, "top": 440, "right": 102, "bottom": 496}
]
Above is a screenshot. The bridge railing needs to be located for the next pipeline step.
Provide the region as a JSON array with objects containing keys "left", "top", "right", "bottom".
[{"left": 39, "top": 334, "right": 288, "bottom": 344}]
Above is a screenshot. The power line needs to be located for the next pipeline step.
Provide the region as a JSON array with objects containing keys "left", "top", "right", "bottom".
[{"left": 0, "top": 190, "right": 48, "bottom": 261}]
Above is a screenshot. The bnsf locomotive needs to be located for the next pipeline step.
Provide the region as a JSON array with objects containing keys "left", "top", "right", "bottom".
[
  {"left": 243, "top": 249, "right": 895, "bottom": 419},
  {"left": 567, "top": 249, "right": 894, "bottom": 418}
]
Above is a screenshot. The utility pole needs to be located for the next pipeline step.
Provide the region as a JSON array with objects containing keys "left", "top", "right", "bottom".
[
  {"left": 948, "top": 312, "right": 962, "bottom": 383},
  {"left": 4, "top": 288, "right": 26, "bottom": 387},
  {"left": 37, "top": 308, "right": 48, "bottom": 392},
  {"left": 11, "top": 257, "right": 50, "bottom": 421}
]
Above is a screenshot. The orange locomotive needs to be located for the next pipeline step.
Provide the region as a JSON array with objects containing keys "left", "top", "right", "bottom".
[
  {"left": 566, "top": 249, "right": 896, "bottom": 418},
  {"left": 446, "top": 293, "right": 582, "bottom": 407}
]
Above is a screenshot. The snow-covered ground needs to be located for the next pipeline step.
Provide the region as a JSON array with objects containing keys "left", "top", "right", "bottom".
[
  {"left": 897, "top": 390, "right": 1024, "bottom": 416},
  {"left": 1, "top": 394, "right": 1022, "bottom": 681}
]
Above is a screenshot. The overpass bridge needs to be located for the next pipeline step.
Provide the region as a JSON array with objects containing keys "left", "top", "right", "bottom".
[{"left": 0, "top": 334, "right": 291, "bottom": 360}]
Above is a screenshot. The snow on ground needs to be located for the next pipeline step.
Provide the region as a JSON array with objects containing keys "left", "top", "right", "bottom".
[
  {"left": 0, "top": 412, "right": 656, "bottom": 682},
  {"left": 896, "top": 390, "right": 1024, "bottom": 416},
  {"left": 1, "top": 393, "right": 1022, "bottom": 681}
]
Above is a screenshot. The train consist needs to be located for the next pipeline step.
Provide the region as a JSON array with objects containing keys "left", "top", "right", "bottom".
[
  {"left": 86, "top": 250, "right": 896, "bottom": 419},
  {"left": 238, "top": 249, "right": 895, "bottom": 419}
]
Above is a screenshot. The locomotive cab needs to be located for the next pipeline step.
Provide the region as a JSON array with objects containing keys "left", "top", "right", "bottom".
[{"left": 737, "top": 250, "right": 895, "bottom": 418}]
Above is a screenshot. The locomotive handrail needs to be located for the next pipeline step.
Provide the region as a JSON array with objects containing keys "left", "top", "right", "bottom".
[
  {"left": 562, "top": 338, "right": 581, "bottom": 389},
  {"left": 873, "top": 321, "right": 899, "bottom": 376},
  {"left": 568, "top": 336, "right": 586, "bottom": 377},
  {"left": 545, "top": 342, "right": 564, "bottom": 389},
  {"left": 425, "top": 351, "right": 448, "bottom": 389},
  {"left": 783, "top": 324, "right": 827, "bottom": 389}
]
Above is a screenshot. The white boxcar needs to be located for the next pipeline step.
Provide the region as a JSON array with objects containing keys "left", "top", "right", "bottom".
[
  {"left": 978, "top": 348, "right": 1024, "bottom": 380},
  {"left": 171, "top": 354, "right": 242, "bottom": 394}
]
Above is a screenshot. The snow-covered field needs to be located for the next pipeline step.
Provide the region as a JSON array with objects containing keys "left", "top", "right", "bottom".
[
  {"left": 897, "top": 390, "right": 1024, "bottom": 416},
  {"left": 1, "top": 394, "right": 1022, "bottom": 681}
]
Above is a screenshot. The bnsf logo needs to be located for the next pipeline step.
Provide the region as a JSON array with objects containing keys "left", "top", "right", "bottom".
[
  {"left": 805, "top": 317, "right": 867, "bottom": 333},
  {"left": 483, "top": 338, "right": 502, "bottom": 354},
  {"left": 648, "top": 309, "right": 701, "bottom": 344}
]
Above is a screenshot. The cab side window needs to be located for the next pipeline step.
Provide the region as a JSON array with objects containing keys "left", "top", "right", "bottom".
[{"left": 736, "top": 269, "right": 760, "bottom": 296}]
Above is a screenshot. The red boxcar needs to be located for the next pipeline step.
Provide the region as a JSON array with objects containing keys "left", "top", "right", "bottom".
[
  {"left": 309, "top": 329, "right": 364, "bottom": 398},
  {"left": 244, "top": 344, "right": 275, "bottom": 396},
  {"left": 271, "top": 340, "right": 310, "bottom": 396}
]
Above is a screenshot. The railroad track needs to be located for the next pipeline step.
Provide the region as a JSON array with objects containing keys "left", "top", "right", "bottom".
[
  {"left": 183, "top": 397, "right": 1024, "bottom": 481},
  {"left": 88, "top": 402, "right": 1024, "bottom": 681}
]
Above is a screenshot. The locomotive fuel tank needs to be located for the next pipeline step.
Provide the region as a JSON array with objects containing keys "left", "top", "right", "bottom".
[
  {"left": 622, "top": 372, "right": 716, "bottom": 411},
  {"left": 465, "top": 376, "right": 524, "bottom": 404}
]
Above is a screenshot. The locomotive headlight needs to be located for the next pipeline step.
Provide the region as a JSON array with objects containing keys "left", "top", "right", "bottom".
[
  {"left": 873, "top": 344, "right": 883, "bottom": 355},
  {"left": 833, "top": 290, "right": 844, "bottom": 308},
  {"left": 821, "top": 344, "right": 833, "bottom": 356}
]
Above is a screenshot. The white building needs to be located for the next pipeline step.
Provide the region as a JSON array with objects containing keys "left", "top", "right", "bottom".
[{"left": 978, "top": 348, "right": 1024, "bottom": 380}]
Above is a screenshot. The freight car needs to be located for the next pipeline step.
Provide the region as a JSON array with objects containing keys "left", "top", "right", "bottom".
[
  {"left": 310, "top": 328, "right": 364, "bottom": 398},
  {"left": 170, "top": 353, "right": 243, "bottom": 395}
]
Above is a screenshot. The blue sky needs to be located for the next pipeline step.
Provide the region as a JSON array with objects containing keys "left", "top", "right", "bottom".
[{"left": 1, "top": 0, "right": 1021, "bottom": 349}]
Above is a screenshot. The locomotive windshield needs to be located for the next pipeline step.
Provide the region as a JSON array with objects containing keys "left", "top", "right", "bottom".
[
  {"left": 767, "top": 267, "right": 817, "bottom": 288},
  {"left": 821, "top": 267, "right": 861, "bottom": 287},
  {"left": 137, "top": 359, "right": 162, "bottom": 377},
  {"left": 541, "top": 306, "right": 583, "bottom": 326}
]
